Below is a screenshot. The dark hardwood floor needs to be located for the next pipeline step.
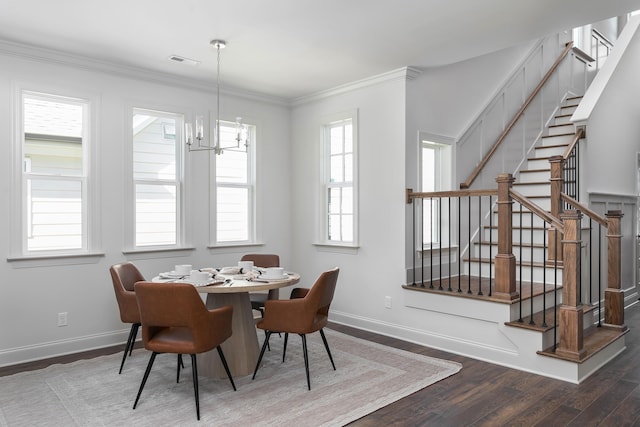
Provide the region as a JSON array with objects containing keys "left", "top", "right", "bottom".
[{"left": 2, "top": 303, "right": 639, "bottom": 426}]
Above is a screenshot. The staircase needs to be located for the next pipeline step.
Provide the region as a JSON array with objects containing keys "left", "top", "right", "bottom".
[{"left": 461, "top": 95, "right": 627, "bottom": 369}]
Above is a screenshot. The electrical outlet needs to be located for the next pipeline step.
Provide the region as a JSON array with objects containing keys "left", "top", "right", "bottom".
[
  {"left": 57, "top": 312, "right": 68, "bottom": 327},
  {"left": 384, "top": 296, "right": 392, "bottom": 309}
]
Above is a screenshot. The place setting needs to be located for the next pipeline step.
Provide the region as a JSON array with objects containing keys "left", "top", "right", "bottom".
[{"left": 156, "top": 264, "right": 224, "bottom": 287}]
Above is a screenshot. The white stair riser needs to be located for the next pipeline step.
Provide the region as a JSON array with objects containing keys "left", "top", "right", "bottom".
[
  {"left": 554, "top": 115, "right": 572, "bottom": 125},
  {"left": 513, "top": 184, "right": 550, "bottom": 197},
  {"left": 486, "top": 228, "right": 550, "bottom": 245},
  {"left": 560, "top": 105, "right": 577, "bottom": 115},
  {"left": 474, "top": 244, "right": 548, "bottom": 262},
  {"left": 509, "top": 289, "right": 563, "bottom": 320},
  {"left": 540, "top": 133, "right": 573, "bottom": 147},
  {"left": 518, "top": 170, "right": 549, "bottom": 183},
  {"left": 467, "top": 262, "right": 563, "bottom": 284},
  {"left": 548, "top": 124, "right": 575, "bottom": 136},
  {"left": 526, "top": 158, "right": 552, "bottom": 170}
]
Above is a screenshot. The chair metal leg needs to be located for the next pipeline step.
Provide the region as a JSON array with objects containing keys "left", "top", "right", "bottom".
[
  {"left": 252, "top": 331, "right": 272, "bottom": 380},
  {"left": 282, "top": 332, "right": 289, "bottom": 363},
  {"left": 265, "top": 330, "right": 270, "bottom": 351},
  {"left": 190, "top": 354, "right": 200, "bottom": 420},
  {"left": 119, "top": 323, "right": 139, "bottom": 374},
  {"left": 133, "top": 351, "right": 157, "bottom": 410},
  {"left": 319, "top": 329, "right": 336, "bottom": 370},
  {"left": 177, "top": 354, "right": 183, "bottom": 383},
  {"left": 216, "top": 346, "right": 237, "bottom": 391},
  {"left": 128, "top": 323, "right": 139, "bottom": 356},
  {"left": 301, "top": 334, "right": 310, "bottom": 390}
]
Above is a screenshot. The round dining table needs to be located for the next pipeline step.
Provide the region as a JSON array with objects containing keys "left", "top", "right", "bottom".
[{"left": 154, "top": 271, "right": 300, "bottom": 379}]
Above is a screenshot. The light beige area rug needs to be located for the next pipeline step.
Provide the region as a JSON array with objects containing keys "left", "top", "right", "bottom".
[{"left": 0, "top": 329, "right": 461, "bottom": 427}]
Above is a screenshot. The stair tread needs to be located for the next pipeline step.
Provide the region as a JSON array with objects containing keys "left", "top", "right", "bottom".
[
  {"left": 538, "top": 326, "right": 629, "bottom": 363},
  {"left": 519, "top": 168, "right": 550, "bottom": 173},
  {"left": 506, "top": 306, "right": 558, "bottom": 332},
  {"left": 513, "top": 181, "right": 550, "bottom": 186},
  {"left": 541, "top": 133, "right": 575, "bottom": 139}
]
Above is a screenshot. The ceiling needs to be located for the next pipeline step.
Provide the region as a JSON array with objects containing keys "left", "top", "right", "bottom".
[{"left": 1, "top": 0, "right": 640, "bottom": 100}]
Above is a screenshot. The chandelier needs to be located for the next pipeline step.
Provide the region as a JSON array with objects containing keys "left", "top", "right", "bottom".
[{"left": 185, "top": 39, "right": 248, "bottom": 155}]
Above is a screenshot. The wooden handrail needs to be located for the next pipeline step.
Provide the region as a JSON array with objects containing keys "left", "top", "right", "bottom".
[
  {"left": 460, "top": 42, "right": 574, "bottom": 189},
  {"left": 406, "top": 188, "right": 497, "bottom": 203},
  {"left": 561, "top": 193, "right": 608, "bottom": 227},
  {"left": 510, "top": 189, "right": 564, "bottom": 232},
  {"left": 562, "top": 127, "right": 585, "bottom": 159}
]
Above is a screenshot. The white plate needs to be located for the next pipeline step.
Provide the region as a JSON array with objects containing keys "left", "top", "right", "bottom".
[{"left": 160, "top": 271, "right": 185, "bottom": 279}]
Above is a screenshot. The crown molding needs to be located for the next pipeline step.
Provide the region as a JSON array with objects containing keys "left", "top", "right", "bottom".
[
  {"left": 291, "top": 66, "right": 422, "bottom": 107},
  {"left": 0, "top": 38, "right": 289, "bottom": 107}
]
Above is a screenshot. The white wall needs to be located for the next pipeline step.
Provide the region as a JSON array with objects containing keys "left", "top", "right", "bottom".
[
  {"left": 580, "top": 19, "right": 640, "bottom": 197},
  {"left": 290, "top": 73, "right": 407, "bottom": 324},
  {"left": 289, "top": 44, "right": 531, "bottom": 340},
  {"left": 0, "top": 46, "right": 292, "bottom": 365}
]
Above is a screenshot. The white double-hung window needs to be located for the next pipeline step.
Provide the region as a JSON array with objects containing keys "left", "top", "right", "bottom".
[
  {"left": 132, "top": 109, "right": 183, "bottom": 248},
  {"left": 15, "top": 91, "right": 92, "bottom": 255},
  {"left": 322, "top": 112, "right": 358, "bottom": 245},
  {"left": 420, "top": 134, "right": 453, "bottom": 248},
  {"left": 214, "top": 120, "right": 255, "bottom": 243}
]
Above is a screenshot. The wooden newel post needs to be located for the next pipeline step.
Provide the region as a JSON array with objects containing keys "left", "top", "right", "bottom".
[
  {"left": 556, "top": 209, "right": 586, "bottom": 361},
  {"left": 494, "top": 173, "right": 518, "bottom": 300},
  {"left": 548, "top": 156, "right": 564, "bottom": 263},
  {"left": 604, "top": 210, "right": 626, "bottom": 330}
]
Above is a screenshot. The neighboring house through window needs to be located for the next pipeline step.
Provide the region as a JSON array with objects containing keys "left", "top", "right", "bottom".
[
  {"left": 132, "top": 108, "right": 183, "bottom": 248},
  {"left": 214, "top": 120, "right": 255, "bottom": 243},
  {"left": 16, "top": 91, "right": 91, "bottom": 255}
]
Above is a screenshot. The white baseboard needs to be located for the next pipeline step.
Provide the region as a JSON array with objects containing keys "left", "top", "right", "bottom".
[{"left": 0, "top": 329, "right": 131, "bottom": 368}]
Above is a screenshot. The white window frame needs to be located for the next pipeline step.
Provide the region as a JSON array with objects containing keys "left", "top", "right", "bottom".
[
  {"left": 212, "top": 119, "right": 256, "bottom": 245},
  {"left": 9, "top": 87, "right": 100, "bottom": 260},
  {"left": 319, "top": 110, "right": 358, "bottom": 247},
  {"left": 126, "top": 107, "right": 186, "bottom": 251},
  {"left": 419, "top": 132, "right": 454, "bottom": 249}
]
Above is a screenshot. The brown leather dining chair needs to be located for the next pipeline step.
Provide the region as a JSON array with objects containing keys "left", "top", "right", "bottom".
[
  {"left": 241, "top": 253, "right": 280, "bottom": 315},
  {"left": 133, "top": 281, "right": 236, "bottom": 421},
  {"left": 109, "top": 262, "right": 144, "bottom": 374},
  {"left": 252, "top": 267, "right": 339, "bottom": 390}
]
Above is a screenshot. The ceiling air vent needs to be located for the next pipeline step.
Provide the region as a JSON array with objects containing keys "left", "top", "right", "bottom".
[{"left": 168, "top": 55, "right": 200, "bottom": 66}]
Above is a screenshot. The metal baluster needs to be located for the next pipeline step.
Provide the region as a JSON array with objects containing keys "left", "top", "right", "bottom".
[
  {"left": 529, "top": 214, "right": 534, "bottom": 325},
  {"left": 542, "top": 220, "right": 548, "bottom": 327},
  {"left": 458, "top": 197, "right": 462, "bottom": 293},
  {"left": 447, "top": 197, "right": 452, "bottom": 292},
  {"left": 439, "top": 197, "right": 443, "bottom": 290},
  {"left": 477, "top": 195, "right": 483, "bottom": 296},
  {"left": 518, "top": 202, "right": 523, "bottom": 323},
  {"left": 488, "top": 195, "right": 493, "bottom": 297}
]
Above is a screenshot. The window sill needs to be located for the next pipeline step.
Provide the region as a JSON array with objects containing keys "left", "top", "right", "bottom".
[
  {"left": 122, "top": 246, "right": 195, "bottom": 255},
  {"left": 7, "top": 251, "right": 106, "bottom": 268},
  {"left": 313, "top": 242, "right": 360, "bottom": 254},
  {"left": 207, "top": 242, "right": 265, "bottom": 250}
]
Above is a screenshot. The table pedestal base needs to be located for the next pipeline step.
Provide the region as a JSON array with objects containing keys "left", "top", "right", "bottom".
[{"left": 197, "top": 292, "right": 260, "bottom": 379}]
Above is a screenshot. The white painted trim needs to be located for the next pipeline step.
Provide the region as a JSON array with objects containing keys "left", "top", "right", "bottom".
[
  {"left": 0, "top": 329, "right": 131, "bottom": 368},
  {"left": 0, "top": 39, "right": 288, "bottom": 107},
  {"left": 292, "top": 67, "right": 421, "bottom": 106}
]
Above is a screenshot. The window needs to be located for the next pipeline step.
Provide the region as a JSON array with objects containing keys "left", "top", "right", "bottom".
[
  {"left": 322, "top": 114, "right": 357, "bottom": 245},
  {"left": 132, "top": 109, "right": 183, "bottom": 247},
  {"left": 18, "top": 91, "right": 90, "bottom": 254},
  {"left": 215, "top": 120, "right": 255, "bottom": 243},
  {"left": 420, "top": 135, "right": 453, "bottom": 247}
]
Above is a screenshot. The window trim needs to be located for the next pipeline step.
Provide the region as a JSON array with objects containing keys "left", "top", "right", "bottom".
[
  {"left": 318, "top": 109, "right": 359, "bottom": 247},
  {"left": 125, "top": 106, "right": 186, "bottom": 252},
  {"left": 418, "top": 132, "right": 455, "bottom": 251},
  {"left": 9, "top": 85, "right": 100, "bottom": 261},
  {"left": 211, "top": 118, "right": 257, "bottom": 245}
]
